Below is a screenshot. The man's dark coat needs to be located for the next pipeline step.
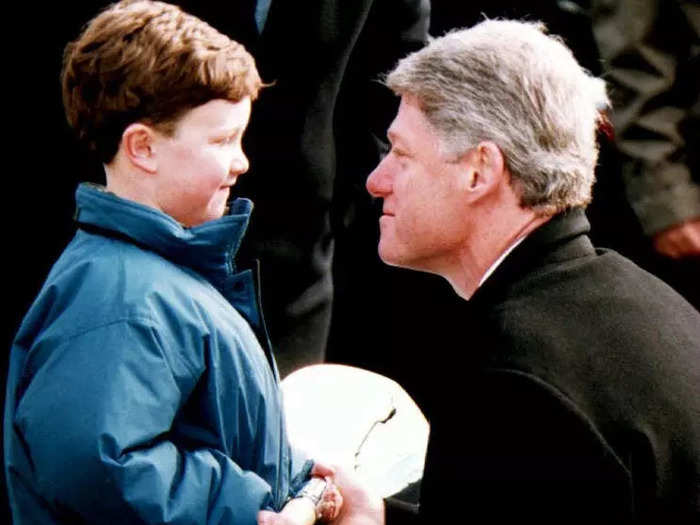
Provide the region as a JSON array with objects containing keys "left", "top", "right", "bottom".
[{"left": 403, "top": 209, "right": 700, "bottom": 523}]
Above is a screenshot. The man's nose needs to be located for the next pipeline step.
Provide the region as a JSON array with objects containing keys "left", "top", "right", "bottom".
[{"left": 366, "top": 158, "right": 391, "bottom": 197}]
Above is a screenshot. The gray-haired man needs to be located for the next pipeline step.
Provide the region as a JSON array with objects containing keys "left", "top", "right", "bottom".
[{"left": 365, "top": 19, "right": 700, "bottom": 523}]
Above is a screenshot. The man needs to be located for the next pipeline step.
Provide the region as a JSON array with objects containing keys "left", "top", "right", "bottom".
[
  {"left": 365, "top": 19, "right": 700, "bottom": 522},
  {"left": 4, "top": 2, "right": 340, "bottom": 523}
]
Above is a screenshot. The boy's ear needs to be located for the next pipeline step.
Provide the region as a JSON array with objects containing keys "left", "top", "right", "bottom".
[{"left": 121, "top": 123, "right": 158, "bottom": 173}]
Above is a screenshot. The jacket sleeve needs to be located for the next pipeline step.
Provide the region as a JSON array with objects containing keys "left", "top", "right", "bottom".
[
  {"left": 591, "top": 0, "right": 700, "bottom": 235},
  {"left": 14, "top": 318, "right": 273, "bottom": 525}
]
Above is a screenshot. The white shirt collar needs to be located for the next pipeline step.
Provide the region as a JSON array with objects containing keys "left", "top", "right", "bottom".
[{"left": 478, "top": 235, "right": 527, "bottom": 288}]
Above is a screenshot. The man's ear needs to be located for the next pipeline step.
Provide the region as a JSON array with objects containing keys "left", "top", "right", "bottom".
[
  {"left": 461, "top": 141, "right": 506, "bottom": 198},
  {"left": 121, "top": 123, "right": 158, "bottom": 174}
]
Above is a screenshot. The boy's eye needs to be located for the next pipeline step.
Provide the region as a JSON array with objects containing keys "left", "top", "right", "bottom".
[{"left": 216, "top": 135, "right": 237, "bottom": 145}]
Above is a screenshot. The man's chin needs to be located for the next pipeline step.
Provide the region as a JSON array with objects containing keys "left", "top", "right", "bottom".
[
  {"left": 378, "top": 246, "right": 437, "bottom": 275},
  {"left": 378, "top": 246, "right": 407, "bottom": 269}
]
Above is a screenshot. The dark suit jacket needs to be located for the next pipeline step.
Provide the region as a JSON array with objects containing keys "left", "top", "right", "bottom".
[{"left": 403, "top": 209, "right": 700, "bottom": 523}]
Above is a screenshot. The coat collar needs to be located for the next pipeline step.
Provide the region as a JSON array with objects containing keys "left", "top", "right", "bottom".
[
  {"left": 471, "top": 207, "right": 596, "bottom": 304},
  {"left": 73, "top": 183, "right": 253, "bottom": 285}
]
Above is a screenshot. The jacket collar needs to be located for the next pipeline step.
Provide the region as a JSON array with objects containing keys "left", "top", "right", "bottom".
[
  {"left": 73, "top": 183, "right": 253, "bottom": 285},
  {"left": 471, "top": 207, "right": 595, "bottom": 304}
]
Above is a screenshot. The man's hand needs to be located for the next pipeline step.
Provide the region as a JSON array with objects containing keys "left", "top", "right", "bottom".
[
  {"left": 331, "top": 465, "right": 384, "bottom": 525},
  {"left": 653, "top": 219, "right": 700, "bottom": 259},
  {"left": 257, "top": 482, "right": 340, "bottom": 525},
  {"left": 257, "top": 463, "right": 343, "bottom": 525},
  {"left": 309, "top": 462, "right": 344, "bottom": 521},
  {"left": 257, "top": 464, "right": 383, "bottom": 525}
]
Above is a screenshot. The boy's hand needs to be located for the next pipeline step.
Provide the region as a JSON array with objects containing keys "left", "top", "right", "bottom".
[{"left": 258, "top": 496, "right": 316, "bottom": 525}]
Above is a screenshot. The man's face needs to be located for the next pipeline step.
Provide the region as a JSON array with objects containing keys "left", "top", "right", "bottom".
[
  {"left": 154, "top": 97, "right": 251, "bottom": 227},
  {"left": 366, "top": 95, "right": 472, "bottom": 273}
]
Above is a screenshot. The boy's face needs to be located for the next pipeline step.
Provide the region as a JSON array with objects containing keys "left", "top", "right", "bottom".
[{"left": 153, "top": 97, "right": 251, "bottom": 227}]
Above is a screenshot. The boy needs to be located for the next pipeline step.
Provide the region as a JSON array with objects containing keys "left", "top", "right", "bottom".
[{"left": 4, "top": 1, "right": 338, "bottom": 523}]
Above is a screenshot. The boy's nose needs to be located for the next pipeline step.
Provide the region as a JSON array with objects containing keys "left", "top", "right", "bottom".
[{"left": 231, "top": 151, "right": 249, "bottom": 176}]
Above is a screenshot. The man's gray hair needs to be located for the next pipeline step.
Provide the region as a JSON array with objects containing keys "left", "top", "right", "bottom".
[{"left": 386, "top": 19, "right": 609, "bottom": 214}]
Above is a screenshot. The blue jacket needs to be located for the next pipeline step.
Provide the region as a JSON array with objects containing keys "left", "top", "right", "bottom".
[{"left": 4, "top": 184, "right": 310, "bottom": 524}]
